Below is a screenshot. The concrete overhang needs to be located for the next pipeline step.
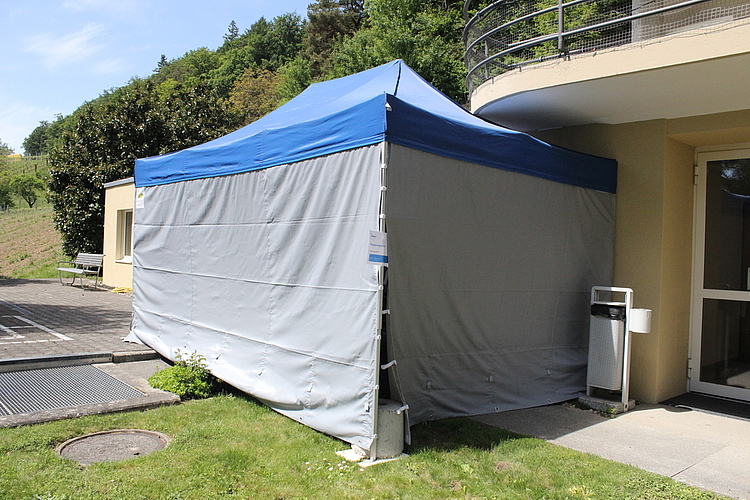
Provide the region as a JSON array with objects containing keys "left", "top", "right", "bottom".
[{"left": 471, "top": 21, "right": 750, "bottom": 132}]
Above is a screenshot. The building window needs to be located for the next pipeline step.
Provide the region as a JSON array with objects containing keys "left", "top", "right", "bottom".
[{"left": 117, "top": 209, "right": 133, "bottom": 263}]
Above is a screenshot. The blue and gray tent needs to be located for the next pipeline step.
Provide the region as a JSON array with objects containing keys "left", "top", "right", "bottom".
[{"left": 128, "top": 60, "right": 617, "bottom": 453}]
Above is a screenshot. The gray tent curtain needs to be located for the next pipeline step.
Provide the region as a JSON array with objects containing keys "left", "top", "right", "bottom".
[{"left": 130, "top": 142, "right": 615, "bottom": 450}]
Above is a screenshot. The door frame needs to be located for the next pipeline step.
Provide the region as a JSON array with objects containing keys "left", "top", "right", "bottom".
[{"left": 690, "top": 145, "right": 750, "bottom": 400}]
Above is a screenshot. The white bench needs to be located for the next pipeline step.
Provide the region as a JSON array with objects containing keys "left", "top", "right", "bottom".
[{"left": 57, "top": 253, "right": 104, "bottom": 289}]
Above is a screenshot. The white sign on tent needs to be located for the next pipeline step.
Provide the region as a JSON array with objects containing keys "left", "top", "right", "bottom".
[{"left": 368, "top": 230, "right": 388, "bottom": 265}]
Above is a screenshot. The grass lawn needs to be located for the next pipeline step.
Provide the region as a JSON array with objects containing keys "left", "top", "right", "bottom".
[
  {"left": 0, "top": 207, "right": 64, "bottom": 279},
  {"left": 0, "top": 394, "right": 725, "bottom": 500}
]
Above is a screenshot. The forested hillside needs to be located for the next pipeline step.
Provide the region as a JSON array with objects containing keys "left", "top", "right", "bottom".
[{"left": 27, "top": 0, "right": 469, "bottom": 257}]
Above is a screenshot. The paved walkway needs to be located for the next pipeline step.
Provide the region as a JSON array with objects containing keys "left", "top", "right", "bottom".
[
  {"left": 475, "top": 401, "right": 750, "bottom": 499},
  {"left": 0, "top": 278, "right": 145, "bottom": 360}
]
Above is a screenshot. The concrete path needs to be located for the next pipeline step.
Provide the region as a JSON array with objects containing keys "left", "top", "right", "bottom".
[{"left": 475, "top": 403, "right": 750, "bottom": 499}]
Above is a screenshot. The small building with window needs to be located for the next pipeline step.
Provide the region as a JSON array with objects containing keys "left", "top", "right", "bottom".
[{"left": 103, "top": 177, "right": 134, "bottom": 288}]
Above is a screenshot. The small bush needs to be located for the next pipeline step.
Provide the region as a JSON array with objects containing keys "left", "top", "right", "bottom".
[{"left": 148, "top": 350, "right": 218, "bottom": 400}]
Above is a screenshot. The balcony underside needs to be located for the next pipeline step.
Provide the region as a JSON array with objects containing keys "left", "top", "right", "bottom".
[{"left": 472, "top": 21, "right": 750, "bottom": 131}]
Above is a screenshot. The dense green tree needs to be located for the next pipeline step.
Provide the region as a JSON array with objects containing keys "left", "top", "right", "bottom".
[
  {"left": 21, "top": 118, "right": 67, "bottom": 157},
  {"left": 9, "top": 174, "right": 45, "bottom": 208},
  {"left": 49, "top": 80, "right": 242, "bottom": 255},
  {"left": 37, "top": 114, "right": 74, "bottom": 154},
  {"left": 229, "top": 68, "right": 282, "bottom": 125},
  {"left": 210, "top": 14, "right": 305, "bottom": 95},
  {"left": 305, "top": 0, "right": 364, "bottom": 72},
  {"left": 19, "top": 114, "right": 71, "bottom": 158},
  {"left": 328, "top": 0, "right": 467, "bottom": 102},
  {"left": 276, "top": 56, "right": 315, "bottom": 102},
  {"left": 151, "top": 48, "right": 221, "bottom": 87},
  {"left": 23, "top": 121, "right": 50, "bottom": 157}
]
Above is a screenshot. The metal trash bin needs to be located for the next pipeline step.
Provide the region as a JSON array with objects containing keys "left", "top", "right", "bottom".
[{"left": 587, "top": 303, "right": 626, "bottom": 391}]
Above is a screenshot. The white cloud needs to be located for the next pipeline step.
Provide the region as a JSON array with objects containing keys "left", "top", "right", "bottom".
[
  {"left": 93, "top": 58, "right": 127, "bottom": 75},
  {"left": 62, "top": 0, "right": 141, "bottom": 13},
  {"left": 63, "top": 0, "right": 107, "bottom": 9},
  {"left": 24, "top": 23, "right": 106, "bottom": 68}
]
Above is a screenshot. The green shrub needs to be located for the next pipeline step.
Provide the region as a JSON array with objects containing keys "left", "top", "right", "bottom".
[{"left": 148, "top": 350, "right": 218, "bottom": 400}]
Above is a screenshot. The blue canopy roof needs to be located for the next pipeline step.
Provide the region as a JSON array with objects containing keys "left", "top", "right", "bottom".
[{"left": 135, "top": 60, "right": 617, "bottom": 193}]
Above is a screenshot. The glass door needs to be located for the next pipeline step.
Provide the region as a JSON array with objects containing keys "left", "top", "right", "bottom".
[{"left": 691, "top": 149, "right": 750, "bottom": 400}]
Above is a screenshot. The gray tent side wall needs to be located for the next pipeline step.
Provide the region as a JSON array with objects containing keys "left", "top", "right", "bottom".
[
  {"left": 385, "top": 145, "right": 616, "bottom": 424},
  {"left": 131, "top": 145, "right": 384, "bottom": 449}
]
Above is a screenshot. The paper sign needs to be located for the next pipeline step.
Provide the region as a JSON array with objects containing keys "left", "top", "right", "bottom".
[
  {"left": 135, "top": 187, "right": 145, "bottom": 209},
  {"left": 368, "top": 230, "right": 388, "bottom": 265}
]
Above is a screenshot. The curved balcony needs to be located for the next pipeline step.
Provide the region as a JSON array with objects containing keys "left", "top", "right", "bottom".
[{"left": 464, "top": 0, "right": 750, "bottom": 94}]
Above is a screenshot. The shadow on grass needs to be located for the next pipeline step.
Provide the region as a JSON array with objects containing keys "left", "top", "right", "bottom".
[
  {"left": 204, "top": 383, "right": 527, "bottom": 454},
  {"left": 208, "top": 386, "right": 525, "bottom": 455},
  {"left": 407, "top": 417, "right": 525, "bottom": 453}
]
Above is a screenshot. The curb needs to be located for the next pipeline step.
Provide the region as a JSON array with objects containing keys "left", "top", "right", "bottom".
[
  {"left": 0, "top": 350, "right": 159, "bottom": 373},
  {"left": 0, "top": 391, "right": 180, "bottom": 428}
]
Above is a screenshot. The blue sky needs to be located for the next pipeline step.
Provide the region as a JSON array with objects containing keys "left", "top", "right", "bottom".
[{"left": 0, "top": 0, "right": 311, "bottom": 153}]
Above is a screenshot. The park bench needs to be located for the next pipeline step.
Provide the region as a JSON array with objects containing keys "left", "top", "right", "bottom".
[{"left": 57, "top": 253, "right": 104, "bottom": 289}]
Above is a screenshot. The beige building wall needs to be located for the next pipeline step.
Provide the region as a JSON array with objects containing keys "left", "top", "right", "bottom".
[
  {"left": 535, "top": 111, "right": 750, "bottom": 404},
  {"left": 467, "top": 2, "right": 750, "bottom": 404},
  {"left": 102, "top": 178, "right": 134, "bottom": 289}
]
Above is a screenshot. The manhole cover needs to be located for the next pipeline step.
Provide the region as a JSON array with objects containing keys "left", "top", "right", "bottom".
[{"left": 57, "top": 429, "right": 170, "bottom": 465}]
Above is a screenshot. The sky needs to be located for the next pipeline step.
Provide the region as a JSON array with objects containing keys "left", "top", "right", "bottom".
[{"left": 0, "top": 0, "right": 312, "bottom": 154}]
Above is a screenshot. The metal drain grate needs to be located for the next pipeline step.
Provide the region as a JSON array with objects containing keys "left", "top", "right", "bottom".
[{"left": 0, "top": 365, "right": 144, "bottom": 416}]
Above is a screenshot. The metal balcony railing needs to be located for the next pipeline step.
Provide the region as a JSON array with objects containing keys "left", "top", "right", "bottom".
[{"left": 463, "top": 0, "right": 750, "bottom": 93}]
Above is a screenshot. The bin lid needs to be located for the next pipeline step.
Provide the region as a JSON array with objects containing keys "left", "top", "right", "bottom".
[{"left": 591, "top": 303, "right": 625, "bottom": 320}]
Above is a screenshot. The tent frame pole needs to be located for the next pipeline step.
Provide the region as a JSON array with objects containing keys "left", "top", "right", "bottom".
[{"left": 370, "top": 140, "right": 390, "bottom": 461}]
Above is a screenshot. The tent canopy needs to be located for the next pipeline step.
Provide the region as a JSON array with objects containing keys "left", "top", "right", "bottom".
[
  {"left": 130, "top": 60, "right": 617, "bottom": 452},
  {"left": 136, "top": 60, "right": 616, "bottom": 193}
]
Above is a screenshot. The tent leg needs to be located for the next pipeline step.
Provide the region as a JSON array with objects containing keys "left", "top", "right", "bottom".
[{"left": 370, "top": 140, "right": 391, "bottom": 460}]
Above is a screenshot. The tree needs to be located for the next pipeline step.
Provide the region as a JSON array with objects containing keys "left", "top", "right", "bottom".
[
  {"left": 23, "top": 121, "right": 57, "bottom": 157},
  {"left": 24, "top": 121, "right": 50, "bottom": 157},
  {"left": 224, "top": 20, "right": 240, "bottom": 44},
  {"left": 0, "top": 177, "right": 14, "bottom": 211},
  {"left": 49, "top": 79, "right": 242, "bottom": 255},
  {"left": 154, "top": 54, "right": 169, "bottom": 73},
  {"left": 9, "top": 174, "right": 45, "bottom": 208},
  {"left": 151, "top": 48, "right": 221, "bottom": 87},
  {"left": 0, "top": 140, "right": 13, "bottom": 157},
  {"left": 305, "top": 0, "right": 364, "bottom": 72},
  {"left": 229, "top": 68, "right": 282, "bottom": 124},
  {"left": 23, "top": 115, "right": 68, "bottom": 157},
  {"left": 276, "top": 56, "right": 314, "bottom": 102},
  {"left": 327, "top": 0, "right": 467, "bottom": 103},
  {"left": 210, "top": 13, "right": 305, "bottom": 96}
]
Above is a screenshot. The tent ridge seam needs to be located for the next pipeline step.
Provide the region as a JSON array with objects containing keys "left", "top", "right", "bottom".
[
  {"left": 398, "top": 345, "right": 585, "bottom": 360},
  {"left": 135, "top": 214, "right": 376, "bottom": 227},
  {"left": 135, "top": 311, "right": 374, "bottom": 368},
  {"left": 134, "top": 266, "right": 379, "bottom": 293}
]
